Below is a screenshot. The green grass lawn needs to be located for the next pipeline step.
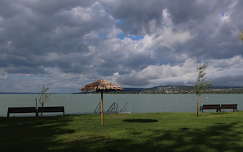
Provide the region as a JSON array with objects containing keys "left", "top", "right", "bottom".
[{"left": 1, "top": 112, "right": 243, "bottom": 152}]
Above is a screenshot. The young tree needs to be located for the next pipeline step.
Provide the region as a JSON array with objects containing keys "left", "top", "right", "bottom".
[
  {"left": 194, "top": 64, "right": 210, "bottom": 117},
  {"left": 37, "top": 85, "right": 50, "bottom": 116},
  {"left": 35, "top": 85, "right": 50, "bottom": 115},
  {"left": 39, "top": 86, "right": 49, "bottom": 107},
  {"left": 240, "top": 31, "right": 243, "bottom": 40}
]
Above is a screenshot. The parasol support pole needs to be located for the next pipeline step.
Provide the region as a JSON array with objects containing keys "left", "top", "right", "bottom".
[{"left": 100, "top": 91, "right": 104, "bottom": 126}]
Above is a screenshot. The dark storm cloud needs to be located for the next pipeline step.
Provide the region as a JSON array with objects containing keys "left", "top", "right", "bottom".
[
  {"left": 103, "top": 0, "right": 243, "bottom": 59},
  {"left": 102, "top": 0, "right": 216, "bottom": 34},
  {"left": 0, "top": 0, "right": 243, "bottom": 91},
  {"left": 0, "top": 0, "right": 115, "bottom": 74}
]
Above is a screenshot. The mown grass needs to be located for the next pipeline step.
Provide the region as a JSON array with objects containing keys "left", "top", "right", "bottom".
[{"left": 1, "top": 112, "right": 243, "bottom": 152}]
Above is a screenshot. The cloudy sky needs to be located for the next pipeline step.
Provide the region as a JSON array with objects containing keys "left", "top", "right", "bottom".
[{"left": 0, "top": 0, "right": 243, "bottom": 92}]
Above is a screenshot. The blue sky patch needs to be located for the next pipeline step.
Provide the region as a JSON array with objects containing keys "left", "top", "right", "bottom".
[
  {"left": 117, "top": 32, "right": 144, "bottom": 40},
  {"left": 115, "top": 19, "right": 125, "bottom": 25},
  {"left": 117, "top": 32, "right": 126, "bottom": 39},
  {"left": 127, "top": 35, "right": 144, "bottom": 40}
]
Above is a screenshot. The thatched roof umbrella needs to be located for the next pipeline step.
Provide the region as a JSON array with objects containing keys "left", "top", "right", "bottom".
[{"left": 81, "top": 80, "right": 122, "bottom": 126}]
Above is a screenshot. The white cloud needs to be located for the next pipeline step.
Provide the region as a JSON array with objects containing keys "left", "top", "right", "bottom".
[
  {"left": 220, "top": 12, "right": 231, "bottom": 23},
  {"left": 207, "top": 55, "right": 243, "bottom": 79},
  {"left": 1, "top": 0, "right": 243, "bottom": 91},
  {"left": 62, "top": 1, "right": 114, "bottom": 24},
  {"left": 70, "top": 7, "right": 93, "bottom": 22},
  {"left": 87, "top": 8, "right": 193, "bottom": 58},
  {"left": 162, "top": 8, "right": 173, "bottom": 26},
  {"left": 145, "top": 8, "right": 192, "bottom": 49},
  {"left": 117, "top": 59, "right": 197, "bottom": 87},
  {"left": 117, "top": 55, "right": 243, "bottom": 87},
  {"left": 0, "top": 68, "right": 8, "bottom": 80},
  {"left": 220, "top": 0, "right": 238, "bottom": 24},
  {"left": 150, "top": 27, "right": 192, "bottom": 49}
]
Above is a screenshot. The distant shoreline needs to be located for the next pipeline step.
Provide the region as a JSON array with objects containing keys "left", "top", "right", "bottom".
[{"left": 1, "top": 85, "right": 243, "bottom": 94}]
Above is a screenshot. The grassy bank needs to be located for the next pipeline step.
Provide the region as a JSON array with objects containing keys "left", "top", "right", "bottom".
[{"left": 1, "top": 112, "right": 243, "bottom": 152}]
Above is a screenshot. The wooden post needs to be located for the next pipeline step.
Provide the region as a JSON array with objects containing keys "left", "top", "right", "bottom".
[
  {"left": 100, "top": 91, "right": 104, "bottom": 126},
  {"left": 35, "top": 97, "right": 39, "bottom": 117},
  {"left": 99, "top": 98, "right": 102, "bottom": 124},
  {"left": 196, "top": 95, "right": 200, "bottom": 117},
  {"left": 196, "top": 97, "right": 199, "bottom": 117}
]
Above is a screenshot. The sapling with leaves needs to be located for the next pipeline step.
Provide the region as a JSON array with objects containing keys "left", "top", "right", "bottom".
[
  {"left": 240, "top": 31, "right": 243, "bottom": 40},
  {"left": 194, "top": 64, "right": 211, "bottom": 117},
  {"left": 36, "top": 85, "right": 50, "bottom": 108},
  {"left": 35, "top": 85, "right": 50, "bottom": 116}
]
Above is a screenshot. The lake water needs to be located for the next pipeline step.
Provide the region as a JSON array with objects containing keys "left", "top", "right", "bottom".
[{"left": 0, "top": 94, "right": 242, "bottom": 117}]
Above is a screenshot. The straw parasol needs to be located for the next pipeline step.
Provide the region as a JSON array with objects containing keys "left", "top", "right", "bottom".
[{"left": 81, "top": 80, "right": 122, "bottom": 126}]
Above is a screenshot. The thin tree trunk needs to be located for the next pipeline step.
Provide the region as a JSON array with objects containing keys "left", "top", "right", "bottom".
[
  {"left": 40, "top": 95, "right": 43, "bottom": 116},
  {"left": 196, "top": 95, "right": 200, "bottom": 117},
  {"left": 35, "top": 97, "right": 38, "bottom": 109},
  {"left": 35, "top": 97, "right": 38, "bottom": 117}
]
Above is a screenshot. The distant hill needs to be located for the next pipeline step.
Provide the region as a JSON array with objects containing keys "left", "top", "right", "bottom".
[
  {"left": 0, "top": 92, "right": 69, "bottom": 94},
  {"left": 0, "top": 92, "right": 39, "bottom": 94},
  {"left": 72, "top": 88, "right": 145, "bottom": 94},
  {"left": 76, "top": 85, "right": 243, "bottom": 94},
  {"left": 141, "top": 85, "right": 243, "bottom": 94},
  {"left": 1, "top": 85, "right": 243, "bottom": 94}
]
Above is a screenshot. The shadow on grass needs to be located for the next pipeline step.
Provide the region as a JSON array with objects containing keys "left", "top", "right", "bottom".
[
  {"left": 59, "top": 122, "right": 243, "bottom": 152},
  {"left": 123, "top": 118, "right": 158, "bottom": 123},
  {"left": 1, "top": 117, "right": 243, "bottom": 152},
  {"left": 0, "top": 116, "right": 75, "bottom": 152}
]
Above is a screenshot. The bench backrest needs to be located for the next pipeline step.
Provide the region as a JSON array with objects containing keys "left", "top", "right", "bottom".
[
  {"left": 8, "top": 107, "right": 37, "bottom": 113},
  {"left": 38, "top": 106, "right": 64, "bottom": 113},
  {"left": 202, "top": 104, "right": 220, "bottom": 109},
  {"left": 221, "top": 104, "right": 237, "bottom": 109}
]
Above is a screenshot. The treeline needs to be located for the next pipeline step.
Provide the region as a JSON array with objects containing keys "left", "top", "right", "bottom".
[{"left": 77, "top": 86, "right": 243, "bottom": 94}]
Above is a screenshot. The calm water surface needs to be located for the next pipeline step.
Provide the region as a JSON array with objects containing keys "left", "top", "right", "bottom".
[{"left": 0, "top": 94, "right": 242, "bottom": 116}]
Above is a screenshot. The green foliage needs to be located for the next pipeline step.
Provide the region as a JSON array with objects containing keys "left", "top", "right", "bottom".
[
  {"left": 194, "top": 64, "right": 211, "bottom": 95},
  {"left": 240, "top": 31, "right": 243, "bottom": 40},
  {"left": 37, "top": 85, "right": 50, "bottom": 107}
]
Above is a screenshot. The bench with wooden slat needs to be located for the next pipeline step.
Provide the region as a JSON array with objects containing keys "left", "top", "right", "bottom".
[
  {"left": 7, "top": 107, "right": 38, "bottom": 118},
  {"left": 37, "top": 106, "right": 65, "bottom": 116},
  {"left": 221, "top": 104, "right": 237, "bottom": 112},
  {"left": 200, "top": 104, "right": 221, "bottom": 112}
]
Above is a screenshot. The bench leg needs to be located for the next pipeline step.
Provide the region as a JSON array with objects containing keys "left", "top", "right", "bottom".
[{"left": 7, "top": 112, "right": 9, "bottom": 118}]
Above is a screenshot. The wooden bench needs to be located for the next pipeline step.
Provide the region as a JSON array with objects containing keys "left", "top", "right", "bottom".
[
  {"left": 200, "top": 104, "right": 221, "bottom": 112},
  {"left": 37, "top": 106, "right": 65, "bottom": 116},
  {"left": 7, "top": 107, "right": 38, "bottom": 118},
  {"left": 221, "top": 104, "right": 237, "bottom": 112}
]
